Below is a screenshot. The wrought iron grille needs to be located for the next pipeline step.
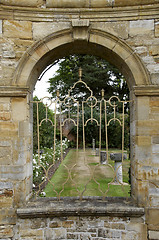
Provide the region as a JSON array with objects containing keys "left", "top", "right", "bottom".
[{"left": 32, "top": 68, "right": 131, "bottom": 200}]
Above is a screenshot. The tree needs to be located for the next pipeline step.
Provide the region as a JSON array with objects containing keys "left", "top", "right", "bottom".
[
  {"left": 33, "top": 96, "right": 55, "bottom": 153},
  {"left": 48, "top": 54, "right": 130, "bottom": 148},
  {"left": 48, "top": 55, "right": 129, "bottom": 104}
]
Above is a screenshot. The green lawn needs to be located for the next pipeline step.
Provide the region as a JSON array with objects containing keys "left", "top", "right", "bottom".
[{"left": 44, "top": 149, "right": 130, "bottom": 198}]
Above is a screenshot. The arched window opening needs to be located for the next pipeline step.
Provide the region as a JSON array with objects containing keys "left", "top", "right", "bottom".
[{"left": 32, "top": 54, "right": 131, "bottom": 200}]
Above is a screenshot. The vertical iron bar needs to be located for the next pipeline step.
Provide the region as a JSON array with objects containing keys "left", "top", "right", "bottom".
[
  {"left": 60, "top": 104, "right": 63, "bottom": 161},
  {"left": 99, "top": 100, "right": 102, "bottom": 155},
  {"left": 82, "top": 101, "right": 85, "bottom": 152},
  {"left": 36, "top": 102, "right": 40, "bottom": 163},
  {"left": 76, "top": 102, "right": 79, "bottom": 152},
  {"left": 53, "top": 101, "right": 57, "bottom": 163},
  {"left": 105, "top": 100, "right": 108, "bottom": 162},
  {"left": 122, "top": 102, "right": 125, "bottom": 162}
]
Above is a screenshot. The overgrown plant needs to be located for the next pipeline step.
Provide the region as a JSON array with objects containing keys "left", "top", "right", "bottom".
[{"left": 33, "top": 139, "right": 69, "bottom": 189}]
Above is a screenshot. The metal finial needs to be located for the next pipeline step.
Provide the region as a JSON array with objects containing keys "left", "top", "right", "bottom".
[
  {"left": 79, "top": 67, "right": 82, "bottom": 80},
  {"left": 57, "top": 90, "right": 59, "bottom": 97},
  {"left": 101, "top": 89, "right": 105, "bottom": 99}
]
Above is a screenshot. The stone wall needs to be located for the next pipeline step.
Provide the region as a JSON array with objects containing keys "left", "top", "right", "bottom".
[{"left": 0, "top": 1, "right": 159, "bottom": 239}]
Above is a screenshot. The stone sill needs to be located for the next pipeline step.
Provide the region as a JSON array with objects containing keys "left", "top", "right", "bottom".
[{"left": 17, "top": 197, "right": 144, "bottom": 219}]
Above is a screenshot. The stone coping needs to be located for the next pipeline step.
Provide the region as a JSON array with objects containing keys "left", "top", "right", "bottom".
[
  {"left": 1, "top": 0, "right": 159, "bottom": 8},
  {"left": 0, "top": 86, "right": 29, "bottom": 97},
  {"left": 1, "top": 3, "right": 159, "bottom": 23},
  {"left": 17, "top": 197, "right": 145, "bottom": 219}
]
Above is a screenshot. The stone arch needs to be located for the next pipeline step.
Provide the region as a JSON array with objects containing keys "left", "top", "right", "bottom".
[{"left": 13, "top": 27, "right": 150, "bottom": 91}]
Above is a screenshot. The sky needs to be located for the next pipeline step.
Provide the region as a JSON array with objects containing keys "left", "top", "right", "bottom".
[{"left": 33, "top": 64, "right": 59, "bottom": 99}]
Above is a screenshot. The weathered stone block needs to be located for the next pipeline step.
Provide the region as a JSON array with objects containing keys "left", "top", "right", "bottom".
[
  {"left": 152, "top": 154, "right": 159, "bottom": 165},
  {"left": 53, "top": 228, "right": 67, "bottom": 239},
  {"left": 152, "top": 144, "right": 159, "bottom": 153},
  {"left": 0, "top": 197, "right": 13, "bottom": 208},
  {"left": 11, "top": 98, "right": 27, "bottom": 121},
  {"left": 0, "top": 226, "right": 13, "bottom": 238},
  {"left": 0, "top": 181, "right": 13, "bottom": 189},
  {"left": 46, "top": 0, "right": 88, "bottom": 8},
  {"left": 149, "top": 45, "right": 159, "bottom": 56},
  {"left": 3, "top": 20, "right": 32, "bottom": 39},
  {"left": 149, "top": 230, "right": 159, "bottom": 239},
  {"left": 1, "top": 59, "right": 17, "bottom": 81},
  {"left": 62, "top": 220, "right": 74, "bottom": 228},
  {"left": 13, "top": 39, "right": 34, "bottom": 59},
  {"left": 155, "top": 21, "right": 159, "bottom": 37},
  {"left": 1, "top": 0, "right": 44, "bottom": 7},
  {"left": 92, "top": 22, "right": 129, "bottom": 39},
  {"left": 33, "top": 22, "right": 70, "bottom": 40},
  {"left": 147, "top": 63, "right": 159, "bottom": 74},
  {"left": 147, "top": 208, "right": 159, "bottom": 230},
  {"left": 0, "top": 208, "right": 16, "bottom": 225},
  {"left": 0, "top": 146, "right": 11, "bottom": 165},
  {"left": 122, "top": 231, "right": 138, "bottom": 240},
  {"left": 111, "top": 222, "right": 125, "bottom": 230},
  {"left": 134, "top": 46, "right": 148, "bottom": 57},
  {"left": 129, "top": 20, "right": 154, "bottom": 36},
  {"left": 142, "top": 56, "right": 155, "bottom": 65},
  {"left": 152, "top": 136, "right": 159, "bottom": 144},
  {"left": 0, "top": 112, "right": 11, "bottom": 121},
  {"left": 149, "top": 196, "right": 159, "bottom": 208},
  {"left": 150, "top": 97, "right": 159, "bottom": 114},
  {"left": 19, "top": 121, "right": 30, "bottom": 137},
  {"left": 0, "top": 20, "right": 2, "bottom": 35},
  {"left": 30, "top": 218, "right": 47, "bottom": 229},
  {"left": 2, "top": 42, "right": 15, "bottom": 59},
  {"left": 136, "top": 136, "right": 151, "bottom": 146},
  {"left": 0, "top": 102, "right": 10, "bottom": 111},
  {"left": 45, "top": 228, "right": 55, "bottom": 239},
  {"left": 0, "top": 170, "right": 25, "bottom": 181},
  {"left": 19, "top": 229, "right": 43, "bottom": 237},
  {"left": 137, "top": 120, "right": 159, "bottom": 135},
  {"left": 136, "top": 97, "right": 149, "bottom": 120}
]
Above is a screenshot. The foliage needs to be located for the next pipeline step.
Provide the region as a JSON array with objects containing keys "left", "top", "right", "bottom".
[
  {"left": 33, "top": 96, "right": 55, "bottom": 153},
  {"left": 33, "top": 139, "right": 69, "bottom": 189},
  {"left": 70, "top": 108, "right": 130, "bottom": 149},
  {"left": 48, "top": 54, "right": 130, "bottom": 149},
  {"left": 48, "top": 55, "right": 129, "bottom": 103}
]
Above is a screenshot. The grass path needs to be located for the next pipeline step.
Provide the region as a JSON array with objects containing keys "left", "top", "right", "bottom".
[{"left": 44, "top": 148, "right": 130, "bottom": 198}]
